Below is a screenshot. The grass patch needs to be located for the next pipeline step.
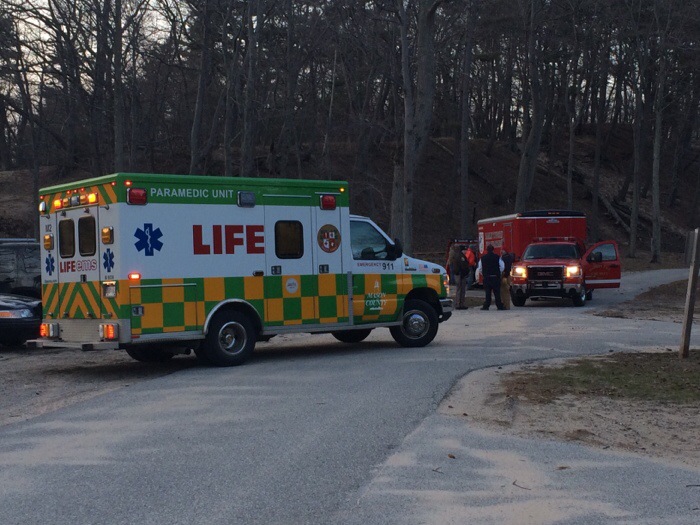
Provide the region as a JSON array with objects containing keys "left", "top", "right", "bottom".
[{"left": 502, "top": 350, "right": 700, "bottom": 405}]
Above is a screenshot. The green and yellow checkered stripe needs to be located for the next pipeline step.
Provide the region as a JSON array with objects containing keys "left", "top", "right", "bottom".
[
  {"left": 46, "top": 272, "right": 444, "bottom": 335},
  {"left": 127, "top": 273, "right": 351, "bottom": 335}
]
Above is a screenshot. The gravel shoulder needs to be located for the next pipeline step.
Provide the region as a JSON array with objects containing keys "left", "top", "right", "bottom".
[{"left": 441, "top": 274, "right": 700, "bottom": 469}]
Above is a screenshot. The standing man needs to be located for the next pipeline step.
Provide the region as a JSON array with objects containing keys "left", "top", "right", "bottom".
[
  {"left": 500, "top": 250, "right": 513, "bottom": 309},
  {"left": 477, "top": 244, "right": 505, "bottom": 310},
  {"left": 448, "top": 244, "right": 468, "bottom": 310}
]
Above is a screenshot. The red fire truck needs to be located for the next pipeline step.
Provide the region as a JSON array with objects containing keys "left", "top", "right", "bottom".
[{"left": 477, "top": 210, "right": 621, "bottom": 307}]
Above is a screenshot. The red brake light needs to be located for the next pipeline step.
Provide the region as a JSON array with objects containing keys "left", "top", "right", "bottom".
[{"left": 127, "top": 188, "right": 147, "bottom": 205}]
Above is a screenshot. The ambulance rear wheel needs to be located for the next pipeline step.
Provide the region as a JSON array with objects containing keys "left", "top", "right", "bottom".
[
  {"left": 390, "top": 299, "right": 438, "bottom": 348},
  {"left": 203, "top": 310, "right": 256, "bottom": 366},
  {"left": 125, "top": 346, "right": 175, "bottom": 363},
  {"left": 332, "top": 329, "right": 372, "bottom": 343}
]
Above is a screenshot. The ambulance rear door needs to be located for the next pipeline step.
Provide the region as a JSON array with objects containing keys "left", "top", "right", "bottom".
[{"left": 54, "top": 204, "right": 103, "bottom": 321}]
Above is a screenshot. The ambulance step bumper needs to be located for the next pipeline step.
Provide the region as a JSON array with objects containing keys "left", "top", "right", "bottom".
[{"left": 26, "top": 339, "right": 119, "bottom": 351}]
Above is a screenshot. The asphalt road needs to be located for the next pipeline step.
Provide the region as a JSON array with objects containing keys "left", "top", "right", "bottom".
[{"left": 0, "top": 269, "right": 697, "bottom": 525}]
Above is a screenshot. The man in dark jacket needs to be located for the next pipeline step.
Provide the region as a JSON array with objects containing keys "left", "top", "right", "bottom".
[{"left": 477, "top": 244, "right": 505, "bottom": 310}]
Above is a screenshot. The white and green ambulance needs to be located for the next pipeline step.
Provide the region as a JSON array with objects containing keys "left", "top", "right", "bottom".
[{"left": 29, "top": 173, "right": 452, "bottom": 365}]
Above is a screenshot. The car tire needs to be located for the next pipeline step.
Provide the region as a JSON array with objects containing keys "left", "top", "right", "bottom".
[
  {"left": 573, "top": 286, "right": 587, "bottom": 307},
  {"left": 512, "top": 295, "right": 527, "bottom": 307},
  {"left": 200, "top": 310, "right": 256, "bottom": 366},
  {"left": 332, "top": 329, "right": 372, "bottom": 343},
  {"left": 390, "top": 299, "right": 438, "bottom": 348}
]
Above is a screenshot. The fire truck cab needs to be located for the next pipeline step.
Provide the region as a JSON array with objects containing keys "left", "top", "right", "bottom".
[{"left": 477, "top": 210, "right": 621, "bottom": 307}]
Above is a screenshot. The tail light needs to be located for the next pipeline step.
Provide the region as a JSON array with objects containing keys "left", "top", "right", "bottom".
[
  {"left": 99, "top": 323, "right": 119, "bottom": 340},
  {"left": 40, "top": 322, "right": 60, "bottom": 338}
]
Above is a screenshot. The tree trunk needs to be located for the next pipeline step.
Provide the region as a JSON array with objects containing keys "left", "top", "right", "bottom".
[
  {"left": 240, "top": 0, "right": 260, "bottom": 177},
  {"left": 514, "top": 0, "right": 545, "bottom": 213},
  {"left": 189, "top": 0, "right": 211, "bottom": 175},
  {"left": 394, "top": 0, "right": 441, "bottom": 252},
  {"left": 629, "top": 88, "right": 643, "bottom": 258},
  {"left": 113, "top": 0, "right": 125, "bottom": 172},
  {"left": 459, "top": 3, "right": 476, "bottom": 237},
  {"left": 650, "top": 62, "right": 665, "bottom": 263},
  {"left": 591, "top": 46, "right": 610, "bottom": 242}
]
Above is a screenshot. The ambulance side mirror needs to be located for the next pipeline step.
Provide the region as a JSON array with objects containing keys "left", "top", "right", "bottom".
[{"left": 388, "top": 238, "right": 403, "bottom": 259}]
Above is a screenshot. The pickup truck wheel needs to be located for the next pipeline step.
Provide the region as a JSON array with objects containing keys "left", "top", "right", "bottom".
[
  {"left": 390, "top": 299, "right": 438, "bottom": 348},
  {"left": 572, "top": 286, "right": 587, "bottom": 307},
  {"left": 126, "top": 347, "right": 175, "bottom": 362},
  {"left": 512, "top": 295, "right": 527, "bottom": 307},
  {"left": 201, "top": 310, "right": 256, "bottom": 366},
  {"left": 332, "top": 329, "right": 372, "bottom": 343}
]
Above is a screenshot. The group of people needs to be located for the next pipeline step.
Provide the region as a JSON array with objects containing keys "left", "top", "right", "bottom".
[{"left": 447, "top": 243, "right": 513, "bottom": 311}]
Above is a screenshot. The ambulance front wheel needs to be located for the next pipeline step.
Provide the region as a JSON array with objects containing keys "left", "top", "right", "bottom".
[
  {"left": 390, "top": 299, "right": 438, "bottom": 348},
  {"left": 201, "top": 310, "right": 256, "bottom": 366}
]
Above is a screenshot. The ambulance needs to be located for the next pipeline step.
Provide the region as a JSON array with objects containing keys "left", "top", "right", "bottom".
[{"left": 29, "top": 173, "right": 453, "bottom": 365}]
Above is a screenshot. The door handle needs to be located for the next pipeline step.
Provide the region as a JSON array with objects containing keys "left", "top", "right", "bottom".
[{"left": 253, "top": 270, "right": 264, "bottom": 277}]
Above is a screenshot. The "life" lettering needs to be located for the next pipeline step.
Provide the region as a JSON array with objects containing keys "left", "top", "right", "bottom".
[{"left": 193, "top": 224, "right": 265, "bottom": 255}]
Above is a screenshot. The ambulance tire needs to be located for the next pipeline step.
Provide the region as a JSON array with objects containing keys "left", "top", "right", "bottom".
[
  {"left": 202, "top": 310, "right": 256, "bottom": 366},
  {"left": 125, "top": 346, "right": 175, "bottom": 363},
  {"left": 332, "top": 329, "right": 372, "bottom": 343},
  {"left": 390, "top": 299, "right": 438, "bottom": 348}
]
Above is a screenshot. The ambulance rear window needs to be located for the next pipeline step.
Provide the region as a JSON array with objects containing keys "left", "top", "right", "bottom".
[
  {"left": 59, "top": 219, "right": 75, "bottom": 258},
  {"left": 275, "top": 221, "right": 303, "bottom": 259},
  {"left": 78, "top": 216, "right": 97, "bottom": 256}
]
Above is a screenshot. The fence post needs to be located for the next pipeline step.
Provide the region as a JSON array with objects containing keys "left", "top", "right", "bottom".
[{"left": 680, "top": 228, "right": 699, "bottom": 359}]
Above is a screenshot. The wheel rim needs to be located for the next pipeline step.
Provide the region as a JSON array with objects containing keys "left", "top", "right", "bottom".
[
  {"left": 402, "top": 309, "right": 429, "bottom": 339},
  {"left": 218, "top": 321, "right": 247, "bottom": 355}
]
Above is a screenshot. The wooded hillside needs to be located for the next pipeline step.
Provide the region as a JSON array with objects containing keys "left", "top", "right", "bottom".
[{"left": 0, "top": 0, "right": 698, "bottom": 260}]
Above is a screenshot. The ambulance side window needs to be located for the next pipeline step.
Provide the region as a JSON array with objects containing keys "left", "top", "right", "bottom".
[
  {"left": 275, "top": 221, "right": 304, "bottom": 259},
  {"left": 59, "top": 219, "right": 75, "bottom": 258},
  {"left": 79, "top": 216, "right": 97, "bottom": 256},
  {"left": 350, "top": 220, "right": 389, "bottom": 260}
]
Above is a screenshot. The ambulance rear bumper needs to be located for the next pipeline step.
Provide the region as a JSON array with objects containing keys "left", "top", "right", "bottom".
[{"left": 27, "top": 339, "right": 119, "bottom": 351}]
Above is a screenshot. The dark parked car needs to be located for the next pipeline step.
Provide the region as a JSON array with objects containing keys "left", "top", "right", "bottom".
[
  {"left": 0, "top": 239, "right": 41, "bottom": 298},
  {"left": 0, "top": 293, "right": 42, "bottom": 346}
]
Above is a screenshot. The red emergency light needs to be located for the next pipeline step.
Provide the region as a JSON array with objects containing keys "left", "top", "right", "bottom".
[
  {"left": 127, "top": 188, "right": 147, "bottom": 205},
  {"left": 320, "top": 194, "right": 336, "bottom": 210}
]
